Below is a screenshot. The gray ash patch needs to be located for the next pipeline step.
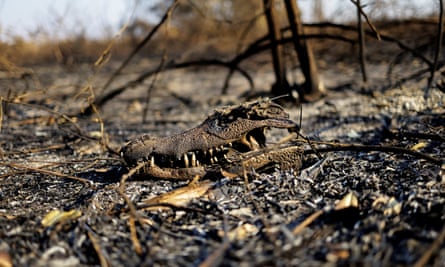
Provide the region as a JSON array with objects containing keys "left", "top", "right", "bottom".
[{"left": 0, "top": 66, "right": 444, "bottom": 266}]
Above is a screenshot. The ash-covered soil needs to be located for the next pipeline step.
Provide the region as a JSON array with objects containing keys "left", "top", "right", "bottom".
[{"left": 0, "top": 62, "right": 444, "bottom": 267}]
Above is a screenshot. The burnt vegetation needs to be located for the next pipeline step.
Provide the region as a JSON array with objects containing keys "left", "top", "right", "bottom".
[{"left": 0, "top": 1, "right": 444, "bottom": 266}]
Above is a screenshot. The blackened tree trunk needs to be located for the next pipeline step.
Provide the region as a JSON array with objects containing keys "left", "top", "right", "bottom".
[
  {"left": 283, "top": 0, "right": 325, "bottom": 101},
  {"left": 263, "top": 0, "right": 290, "bottom": 96}
]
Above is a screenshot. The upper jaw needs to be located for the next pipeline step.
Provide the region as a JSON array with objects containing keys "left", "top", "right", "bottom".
[{"left": 143, "top": 127, "right": 269, "bottom": 169}]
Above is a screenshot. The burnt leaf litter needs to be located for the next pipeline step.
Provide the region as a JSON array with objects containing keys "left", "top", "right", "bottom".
[{"left": 0, "top": 65, "right": 444, "bottom": 267}]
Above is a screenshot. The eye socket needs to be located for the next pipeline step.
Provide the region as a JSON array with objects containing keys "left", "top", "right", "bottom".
[
  {"left": 253, "top": 106, "right": 285, "bottom": 118},
  {"left": 267, "top": 107, "right": 281, "bottom": 115}
]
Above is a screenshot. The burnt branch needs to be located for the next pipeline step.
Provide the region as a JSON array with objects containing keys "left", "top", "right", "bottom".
[
  {"left": 101, "top": 1, "right": 178, "bottom": 94},
  {"left": 93, "top": 59, "right": 254, "bottom": 110},
  {"left": 303, "top": 143, "right": 443, "bottom": 166},
  {"left": 88, "top": 21, "right": 435, "bottom": 112}
]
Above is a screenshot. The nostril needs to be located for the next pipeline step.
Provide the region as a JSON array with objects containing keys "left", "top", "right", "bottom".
[{"left": 288, "top": 125, "right": 300, "bottom": 133}]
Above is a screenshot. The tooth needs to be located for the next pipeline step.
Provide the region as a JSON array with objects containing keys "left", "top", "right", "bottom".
[
  {"left": 191, "top": 152, "right": 197, "bottom": 167},
  {"left": 241, "top": 134, "right": 250, "bottom": 148},
  {"left": 213, "top": 156, "right": 218, "bottom": 163},
  {"left": 220, "top": 145, "right": 225, "bottom": 151},
  {"left": 151, "top": 156, "right": 155, "bottom": 166},
  {"left": 249, "top": 135, "right": 260, "bottom": 150},
  {"left": 209, "top": 148, "right": 213, "bottom": 155},
  {"left": 196, "top": 160, "right": 200, "bottom": 167},
  {"left": 228, "top": 142, "right": 232, "bottom": 147},
  {"left": 215, "top": 147, "right": 220, "bottom": 152},
  {"left": 183, "top": 154, "right": 189, "bottom": 167}
]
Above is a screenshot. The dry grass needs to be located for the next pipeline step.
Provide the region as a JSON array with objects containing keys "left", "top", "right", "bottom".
[{"left": 1, "top": 16, "right": 439, "bottom": 71}]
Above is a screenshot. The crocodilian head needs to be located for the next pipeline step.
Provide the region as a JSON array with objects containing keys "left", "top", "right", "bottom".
[{"left": 120, "top": 98, "right": 299, "bottom": 172}]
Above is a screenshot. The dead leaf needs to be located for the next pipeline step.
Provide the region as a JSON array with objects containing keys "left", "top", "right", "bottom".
[
  {"left": 41, "top": 209, "right": 82, "bottom": 227},
  {"left": 142, "top": 180, "right": 213, "bottom": 210},
  {"left": 411, "top": 142, "right": 427, "bottom": 151},
  {"left": 335, "top": 192, "right": 359, "bottom": 210},
  {"left": 0, "top": 251, "right": 12, "bottom": 267}
]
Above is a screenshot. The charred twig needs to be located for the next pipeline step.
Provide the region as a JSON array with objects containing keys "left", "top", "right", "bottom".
[
  {"left": 198, "top": 213, "right": 230, "bottom": 267},
  {"left": 100, "top": 0, "right": 178, "bottom": 94},
  {"left": 136, "top": 202, "right": 222, "bottom": 217},
  {"left": 303, "top": 22, "right": 432, "bottom": 68},
  {"left": 386, "top": 129, "right": 445, "bottom": 142},
  {"left": 93, "top": 59, "right": 253, "bottom": 110},
  {"left": 300, "top": 142, "right": 443, "bottom": 165},
  {"left": 1, "top": 162, "right": 92, "bottom": 185},
  {"left": 293, "top": 192, "right": 358, "bottom": 235},
  {"left": 389, "top": 60, "right": 445, "bottom": 89},
  {"left": 84, "top": 0, "right": 179, "bottom": 115},
  {"left": 85, "top": 225, "right": 111, "bottom": 267},
  {"left": 413, "top": 223, "right": 445, "bottom": 267},
  {"left": 350, "top": 0, "right": 381, "bottom": 40},
  {"left": 91, "top": 21, "right": 433, "bottom": 111}
]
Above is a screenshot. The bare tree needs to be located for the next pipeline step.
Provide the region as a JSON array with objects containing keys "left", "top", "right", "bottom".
[
  {"left": 261, "top": 0, "right": 324, "bottom": 102},
  {"left": 283, "top": 0, "right": 325, "bottom": 101},
  {"left": 262, "top": 0, "right": 290, "bottom": 96}
]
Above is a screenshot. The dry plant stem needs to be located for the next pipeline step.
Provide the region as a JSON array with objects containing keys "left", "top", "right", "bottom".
[
  {"left": 426, "top": 0, "right": 444, "bottom": 92},
  {"left": 0, "top": 161, "right": 75, "bottom": 178},
  {"left": 117, "top": 163, "right": 146, "bottom": 254},
  {"left": 137, "top": 202, "right": 220, "bottom": 217},
  {"left": 117, "top": 161, "right": 146, "bottom": 222},
  {"left": 2, "top": 99, "right": 83, "bottom": 133},
  {"left": 413, "top": 223, "right": 445, "bottom": 267},
  {"left": 2, "top": 162, "right": 91, "bottom": 185},
  {"left": 86, "top": 226, "right": 110, "bottom": 267},
  {"left": 94, "top": 19, "right": 132, "bottom": 69},
  {"left": 292, "top": 210, "right": 323, "bottom": 235},
  {"left": 128, "top": 216, "right": 143, "bottom": 255},
  {"left": 1, "top": 144, "right": 67, "bottom": 156},
  {"left": 88, "top": 103, "right": 119, "bottom": 155},
  {"left": 199, "top": 213, "right": 230, "bottom": 267}
]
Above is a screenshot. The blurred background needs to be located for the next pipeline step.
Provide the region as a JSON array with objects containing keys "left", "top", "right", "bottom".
[{"left": 0, "top": 0, "right": 439, "bottom": 66}]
